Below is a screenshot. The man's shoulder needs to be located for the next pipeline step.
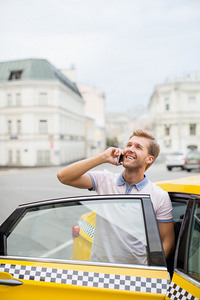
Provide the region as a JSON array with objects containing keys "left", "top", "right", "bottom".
[{"left": 145, "top": 180, "right": 168, "bottom": 195}]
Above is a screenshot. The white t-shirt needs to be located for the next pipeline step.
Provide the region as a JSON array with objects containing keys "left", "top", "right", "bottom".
[
  {"left": 87, "top": 170, "right": 173, "bottom": 264},
  {"left": 89, "top": 200, "right": 148, "bottom": 265},
  {"left": 88, "top": 170, "right": 173, "bottom": 222}
]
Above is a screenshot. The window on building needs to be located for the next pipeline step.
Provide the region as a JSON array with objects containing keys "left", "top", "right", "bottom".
[
  {"left": 8, "top": 70, "right": 23, "bottom": 80},
  {"left": 39, "top": 92, "right": 48, "bottom": 106},
  {"left": 44, "top": 151, "right": 50, "bottom": 164},
  {"left": 8, "top": 150, "right": 12, "bottom": 163},
  {"left": 17, "top": 120, "right": 21, "bottom": 134},
  {"left": 164, "top": 98, "right": 170, "bottom": 111},
  {"left": 190, "top": 124, "right": 196, "bottom": 136},
  {"left": 7, "top": 94, "right": 12, "bottom": 106},
  {"left": 37, "top": 151, "right": 43, "bottom": 164},
  {"left": 16, "top": 150, "right": 20, "bottom": 163},
  {"left": 165, "top": 125, "right": 170, "bottom": 136},
  {"left": 188, "top": 96, "right": 196, "bottom": 111},
  {"left": 16, "top": 93, "right": 21, "bottom": 106},
  {"left": 8, "top": 120, "right": 12, "bottom": 134},
  {"left": 37, "top": 150, "right": 50, "bottom": 164},
  {"left": 39, "top": 120, "right": 48, "bottom": 134}
]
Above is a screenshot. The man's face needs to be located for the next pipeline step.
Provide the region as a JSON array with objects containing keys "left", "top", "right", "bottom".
[{"left": 122, "top": 136, "right": 153, "bottom": 170}]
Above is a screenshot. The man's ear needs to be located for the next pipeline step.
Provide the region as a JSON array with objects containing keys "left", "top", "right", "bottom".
[{"left": 146, "top": 156, "right": 154, "bottom": 164}]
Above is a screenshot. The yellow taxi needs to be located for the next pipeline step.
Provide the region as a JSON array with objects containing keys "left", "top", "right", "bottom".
[{"left": 0, "top": 175, "right": 199, "bottom": 299}]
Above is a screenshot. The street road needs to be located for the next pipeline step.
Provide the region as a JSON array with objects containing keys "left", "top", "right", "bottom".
[{"left": 0, "top": 162, "right": 199, "bottom": 225}]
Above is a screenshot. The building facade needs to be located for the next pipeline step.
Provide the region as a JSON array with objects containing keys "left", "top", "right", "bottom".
[
  {"left": 148, "top": 72, "right": 200, "bottom": 154},
  {"left": 105, "top": 106, "right": 149, "bottom": 149},
  {"left": 0, "top": 59, "right": 85, "bottom": 167},
  {"left": 105, "top": 113, "right": 129, "bottom": 149},
  {"left": 78, "top": 83, "right": 106, "bottom": 156},
  {"left": 61, "top": 69, "right": 106, "bottom": 158},
  {"left": 128, "top": 105, "right": 149, "bottom": 135}
]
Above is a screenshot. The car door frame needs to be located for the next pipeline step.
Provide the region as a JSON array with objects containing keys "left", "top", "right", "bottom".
[
  {"left": 0, "top": 194, "right": 167, "bottom": 265},
  {"left": 166, "top": 193, "right": 200, "bottom": 299},
  {"left": 0, "top": 194, "right": 170, "bottom": 299}
]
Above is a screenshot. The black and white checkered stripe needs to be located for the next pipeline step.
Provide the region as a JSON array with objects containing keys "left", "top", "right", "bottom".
[
  {"left": 166, "top": 281, "right": 199, "bottom": 300},
  {"left": 78, "top": 218, "right": 95, "bottom": 239},
  {"left": 0, "top": 263, "right": 169, "bottom": 293}
]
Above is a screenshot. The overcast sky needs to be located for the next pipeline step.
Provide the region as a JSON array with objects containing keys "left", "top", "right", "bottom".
[{"left": 0, "top": 0, "right": 200, "bottom": 112}]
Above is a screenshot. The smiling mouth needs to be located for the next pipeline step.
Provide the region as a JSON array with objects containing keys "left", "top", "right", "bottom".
[{"left": 126, "top": 155, "right": 135, "bottom": 160}]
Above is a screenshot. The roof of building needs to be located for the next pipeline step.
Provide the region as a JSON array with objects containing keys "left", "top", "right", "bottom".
[
  {"left": 0, "top": 58, "right": 82, "bottom": 97},
  {"left": 164, "top": 71, "right": 200, "bottom": 84}
]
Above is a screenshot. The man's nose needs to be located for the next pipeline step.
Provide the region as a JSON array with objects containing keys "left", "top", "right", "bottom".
[{"left": 125, "top": 146, "right": 135, "bottom": 152}]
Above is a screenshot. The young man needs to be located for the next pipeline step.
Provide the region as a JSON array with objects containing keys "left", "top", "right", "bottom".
[{"left": 57, "top": 129, "right": 175, "bottom": 259}]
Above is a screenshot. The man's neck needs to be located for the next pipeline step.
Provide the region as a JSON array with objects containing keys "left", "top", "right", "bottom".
[{"left": 123, "top": 168, "right": 145, "bottom": 185}]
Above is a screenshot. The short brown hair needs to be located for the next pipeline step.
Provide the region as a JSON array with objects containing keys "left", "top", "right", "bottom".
[{"left": 129, "top": 129, "right": 160, "bottom": 170}]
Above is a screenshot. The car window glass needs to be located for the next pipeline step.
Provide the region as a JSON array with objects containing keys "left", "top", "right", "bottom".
[
  {"left": 188, "top": 199, "right": 200, "bottom": 281},
  {"left": 170, "top": 152, "right": 184, "bottom": 156},
  {"left": 6, "top": 199, "right": 148, "bottom": 266},
  {"left": 187, "top": 151, "right": 200, "bottom": 159},
  {"left": 171, "top": 202, "right": 187, "bottom": 222}
]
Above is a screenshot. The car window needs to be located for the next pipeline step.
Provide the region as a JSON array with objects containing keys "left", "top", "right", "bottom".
[
  {"left": 171, "top": 202, "right": 187, "bottom": 222},
  {"left": 170, "top": 152, "right": 184, "bottom": 156},
  {"left": 188, "top": 199, "right": 200, "bottom": 281},
  {"left": 175, "top": 198, "right": 200, "bottom": 284},
  {"left": 187, "top": 151, "right": 200, "bottom": 159},
  {"left": 6, "top": 198, "right": 149, "bottom": 266}
]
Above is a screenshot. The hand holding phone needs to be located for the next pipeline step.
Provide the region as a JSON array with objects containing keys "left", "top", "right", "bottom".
[{"left": 116, "top": 154, "right": 123, "bottom": 164}]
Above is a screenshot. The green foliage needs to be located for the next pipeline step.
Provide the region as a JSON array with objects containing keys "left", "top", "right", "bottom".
[{"left": 106, "top": 137, "right": 119, "bottom": 147}]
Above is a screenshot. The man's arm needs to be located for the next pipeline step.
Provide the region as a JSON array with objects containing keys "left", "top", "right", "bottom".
[
  {"left": 157, "top": 221, "right": 175, "bottom": 259},
  {"left": 57, "top": 147, "right": 123, "bottom": 189}
]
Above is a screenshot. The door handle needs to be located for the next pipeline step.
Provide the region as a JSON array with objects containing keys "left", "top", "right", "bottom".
[{"left": 0, "top": 279, "right": 23, "bottom": 286}]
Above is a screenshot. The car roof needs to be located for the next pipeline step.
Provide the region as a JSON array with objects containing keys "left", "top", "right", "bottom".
[
  {"left": 156, "top": 175, "right": 200, "bottom": 194},
  {"left": 167, "top": 151, "right": 185, "bottom": 155}
]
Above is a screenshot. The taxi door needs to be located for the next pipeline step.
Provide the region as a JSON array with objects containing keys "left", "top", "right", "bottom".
[
  {"left": 165, "top": 197, "right": 200, "bottom": 300},
  {"left": 0, "top": 195, "right": 170, "bottom": 300}
]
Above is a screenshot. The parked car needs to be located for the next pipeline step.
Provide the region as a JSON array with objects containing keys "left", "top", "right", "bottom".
[
  {"left": 0, "top": 176, "right": 200, "bottom": 299},
  {"left": 165, "top": 151, "right": 188, "bottom": 171},
  {"left": 184, "top": 150, "right": 200, "bottom": 172}
]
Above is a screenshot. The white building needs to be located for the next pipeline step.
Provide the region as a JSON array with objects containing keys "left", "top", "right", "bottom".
[
  {"left": 106, "top": 106, "right": 149, "bottom": 149},
  {"left": 0, "top": 59, "right": 85, "bottom": 167},
  {"left": 128, "top": 105, "right": 149, "bottom": 135},
  {"left": 61, "top": 69, "right": 106, "bottom": 157},
  {"left": 78, "top": 84, "right": 106, "bottom": 156},
  {"left": 106, "top": 113, "right": 129, "bottom": 149},
  {"left": 148, "top": 72, "right": 200, "bottom": 154}
]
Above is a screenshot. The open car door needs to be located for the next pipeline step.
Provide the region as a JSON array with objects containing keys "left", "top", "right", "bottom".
[
  {"left": 0, "top": 195, "right": 170, "bottom": 300},
  {"left": 166, "top": 196, "right": 200, "bottom": 300}
]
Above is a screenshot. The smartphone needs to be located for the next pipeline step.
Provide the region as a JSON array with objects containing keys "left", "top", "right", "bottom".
[{"left": 117, "top": 154, "right": 123, "bottom": 164}]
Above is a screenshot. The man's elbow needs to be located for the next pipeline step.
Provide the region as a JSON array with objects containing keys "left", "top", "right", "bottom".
[{"left": 57, "top": 171, "right": 66, "bottom": 184}]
